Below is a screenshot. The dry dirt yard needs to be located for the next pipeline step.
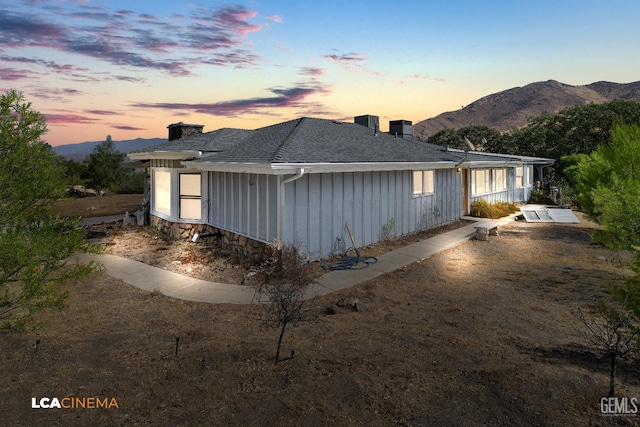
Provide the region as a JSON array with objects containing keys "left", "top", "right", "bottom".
[
  {"left": 52, "top": 193, "right": 145, "bottom": 218},
  {"left": 2, "top": 205, "right": 639, "bottom": 426}
]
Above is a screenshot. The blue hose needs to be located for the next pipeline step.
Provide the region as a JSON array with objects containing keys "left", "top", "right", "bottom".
[{"left": 320, "top": 248, "right": 378, "bottom": 271}]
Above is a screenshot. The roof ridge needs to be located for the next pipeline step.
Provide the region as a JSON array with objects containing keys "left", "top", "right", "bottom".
[{"left": 271, "top": 117, "right": 305, "bottom": 162}]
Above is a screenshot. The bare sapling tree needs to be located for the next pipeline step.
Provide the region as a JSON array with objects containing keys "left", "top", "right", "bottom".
[
  {"left": 573, "top": 298, "right": 640, "bottom": 397},
  {"left": 253, "top": 243, "right": 318, "bottom": 363}
]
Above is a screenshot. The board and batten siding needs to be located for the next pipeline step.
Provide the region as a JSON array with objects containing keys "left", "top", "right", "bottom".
[
  {"left": 207, "top": 171, "right": 279, "bottom": 243},
  {"left": 282, "top": 169, "right": 461, "bottom": 260}
]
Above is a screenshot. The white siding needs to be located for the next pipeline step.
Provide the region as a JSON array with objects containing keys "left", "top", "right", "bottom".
[
  {"left": 208, "top": 172, "right": 279, "bottom": 243},
  {"left": 283, "top": 169, "right": 461, "bottom": 261}
]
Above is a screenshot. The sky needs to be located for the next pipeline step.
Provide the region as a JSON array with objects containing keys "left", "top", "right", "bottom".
[{"left": 1, "top": 0, "right": 639, "bottom": 146}]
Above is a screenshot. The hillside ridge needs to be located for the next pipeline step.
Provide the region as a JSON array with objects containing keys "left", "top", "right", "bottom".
[
  {"left": 414, "top": 80, "right": 640, "bottom": 139},
  {"left": 52, "top": 137, "right": 165, "bottom": 161}
]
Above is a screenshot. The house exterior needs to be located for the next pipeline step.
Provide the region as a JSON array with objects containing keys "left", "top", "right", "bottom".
[{"left": 128, "top": 116, "right": 553, "bottom": 260}]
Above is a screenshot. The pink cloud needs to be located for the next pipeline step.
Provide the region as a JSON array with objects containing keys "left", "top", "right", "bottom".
[
  {"left": 0, "top": 67, "right": 33, "bottom": 81},
  {"left": 86, "top": 110, "right": 118, "bottom": 115},
  {"left": 403, "top": 74, "right": 446, "bottom": 83},
  {"left": 44, "top": 113, "right": 97, "bottom": 125},
  {"left": 323, "top": 52, "right": 384, "bottom": 76},
  {"left": 111, "top": 124, "right": 146, "bottom": 131},
  {"left": 300, "top": 67, "right": 324, "bottom": 77},
  {"left": 323, "top": 53, "right": 368, "bottom": 64},
  {"left": 209, "top": 6, "right": 261, "bottom": 38},
  {"left": 131, "top": 84, "right": 330, "bottom": 117},
  {"left": 0, "top": 5, "right": 265, "bottom": 77},
  {"left": 265, "top": 14, "right": 282, "bottom": 23}
]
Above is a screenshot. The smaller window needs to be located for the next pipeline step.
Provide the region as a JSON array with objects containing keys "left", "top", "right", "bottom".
[
  {"left": 412, "top": 170, "right": 423, "bottom": 195},
  {"left": 472, "top": 169, "right": 491, "bottom": 195},
  {"left": 494, "top": 168, "right": 507, "bottom": 191},
  {"left": 179, "top": 173, "right": 201, "bottom": 220},
  {"left": 515, "top": 167, "right": 524, "bottom": 188},
  {"left": 413, "top": 170, "right": 434, "bottom": 195}
]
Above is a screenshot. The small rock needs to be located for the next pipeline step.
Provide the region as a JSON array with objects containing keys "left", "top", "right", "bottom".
[
  {"left": 325, "top": 305, "right": 338, "bottom": 315},
  {"left": 354, "top": 301, "right": 368, "bottom": 312},
  {"left": 336, "top": 298, "right": 347, "bottom": 307},
  {"left": 171, "top": 260, "right": 181, "bottom": 265}
]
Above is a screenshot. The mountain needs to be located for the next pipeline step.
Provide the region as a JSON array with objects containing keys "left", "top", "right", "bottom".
[
  {"left": 414, "top": 80, "right": 640, "bottom": 140},
  {"left": 52, "top": 137, "right": 165, "bottom": 161}
]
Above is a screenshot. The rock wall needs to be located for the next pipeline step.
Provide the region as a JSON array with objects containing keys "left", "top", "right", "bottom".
[{"left": 150, "top": 216, "right": 276, "bottom": 261}]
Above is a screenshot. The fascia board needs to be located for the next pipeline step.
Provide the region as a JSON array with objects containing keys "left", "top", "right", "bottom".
[
  {"left": 128, "top": 151, "right": 200, "bottom": 161},
  {"left": 181, "top": 161, "right": 461, "bottom": 174}
]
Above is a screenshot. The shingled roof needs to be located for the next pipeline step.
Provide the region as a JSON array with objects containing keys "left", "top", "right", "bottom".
[
  {"left": 130, "top": 116, "right": 553, "bottom": 170},
  {"left": 189, "top": 118, "right": 448, "bottom": 163},
  {"left": 132, "top": 127, "right": 254, "bottom": 154}
]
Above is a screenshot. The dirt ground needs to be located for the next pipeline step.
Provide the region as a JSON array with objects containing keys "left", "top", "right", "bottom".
[
  {"left": 94, "top": 219, "right": 474, "bottom": 285},
  {"left": 63, "top": 193, "right": 474, "bottom": 283},
  {"left": 52, "top": 193, "right": 145, "bottom": 218},
  {"left": 2, "top": 203, "right": 639, "bottom": 426}
]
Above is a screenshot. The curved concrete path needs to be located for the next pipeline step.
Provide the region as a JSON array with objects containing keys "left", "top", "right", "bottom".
[{"left": 81, "top": 217, "right": 513, "bottom": 305}]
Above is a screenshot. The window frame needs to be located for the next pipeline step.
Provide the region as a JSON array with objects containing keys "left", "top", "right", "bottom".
[
  {"left": 412, "top": 170, "right": 435, "bottom": 196},
  {"left": 493, "top": 168, "right": 507, "bottom": 192},
  {"left": 153, "top": 169, "right": 172, "bottom": 217},
  {"left": 515, "top": 167, "right": 524, "bottom": 188},
  {"left": 471, "top": 169, "right": 491, "bottom": 195},
  {"left": 179, "top": 173, "right": 202, "bottom": 221}
]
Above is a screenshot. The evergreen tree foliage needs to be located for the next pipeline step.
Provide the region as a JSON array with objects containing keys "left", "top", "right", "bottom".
[
  {"left": 0, "top": 90, "right": 93, "bottom": 329},
  {"left": 571, "top": 122, "right": 640, "bottom": 250},
  {"left": 84, "top": 137, "right": 126, "bottom": 191}
]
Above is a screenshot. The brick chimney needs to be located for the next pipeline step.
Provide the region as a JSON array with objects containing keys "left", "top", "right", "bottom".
[{"left": 167, "top": 122, "right": 204, "bottom": 141}]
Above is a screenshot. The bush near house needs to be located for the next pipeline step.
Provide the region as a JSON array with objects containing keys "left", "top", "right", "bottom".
[
  {"left": 528, "top": 190, "right": 555, "bottom": 205},
  {"left": 470, "top": 200, "right": 519, "bottom": 219}
]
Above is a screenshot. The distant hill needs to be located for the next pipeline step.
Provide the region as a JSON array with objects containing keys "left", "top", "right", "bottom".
[
  {"left": 414, "top": 80, "right": 640, "bottom": 140},
  {"left": 52, "top": 137, "right": 165, "bottom": 161}
]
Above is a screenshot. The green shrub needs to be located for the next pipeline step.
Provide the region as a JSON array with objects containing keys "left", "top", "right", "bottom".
[
  {"left": 115, "top": 171, "right": 145, "bottom": 194},
  {"left": 529, "top": 190, "right": 554, "bottom": 205},
  {"left": 470, "top": 200, "right": 519, "bottom": 219}
]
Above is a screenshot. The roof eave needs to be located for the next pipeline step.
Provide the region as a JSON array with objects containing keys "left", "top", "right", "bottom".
[
  {"left": 446, "top": 148, "right": 555, "bottom": 165},
  {"left": 128, "top": 150, "right": 201, "bottom": 161},
  {"left": 181, "top": 160, "right": 464, "bottom": 174}
]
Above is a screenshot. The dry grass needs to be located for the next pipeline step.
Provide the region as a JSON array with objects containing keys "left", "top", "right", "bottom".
[
  {"left": 52, "top": 193, "right": 144, "bottom": 218},
  {"left": 470, "top": 199, "right": 520, "bottom": 219},
  {"left": 1, "top": 219, "right": 639, "bottom": 426}
]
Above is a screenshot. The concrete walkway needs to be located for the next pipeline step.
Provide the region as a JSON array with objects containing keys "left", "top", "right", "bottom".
[{"left": 80, "top": 216, "right": 514, "bottom": 305}]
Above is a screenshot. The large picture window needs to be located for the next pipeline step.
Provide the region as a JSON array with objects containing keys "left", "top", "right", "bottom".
[
  {"left": 179, "top": 173, "right": 201, "bottom": 220},
  {"left": 153, "top": 170, "right": 171, "bottom": 216},
  {"left": 412, "top": 170, "right": 434, "bottom": 195}
]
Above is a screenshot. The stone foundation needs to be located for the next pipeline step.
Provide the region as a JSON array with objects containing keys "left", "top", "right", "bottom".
[{"left": 150, "top": 216, "right": 276, "bottom": 261}]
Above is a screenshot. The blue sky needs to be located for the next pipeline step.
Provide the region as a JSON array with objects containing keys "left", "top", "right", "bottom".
[{"left": 1, "top": 0, "right": 638, "bottom": 146}]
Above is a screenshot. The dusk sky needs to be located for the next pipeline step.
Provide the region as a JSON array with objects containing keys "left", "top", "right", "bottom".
[{"left": 1, "top": 0, "right": 639, "bottom": 147}]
